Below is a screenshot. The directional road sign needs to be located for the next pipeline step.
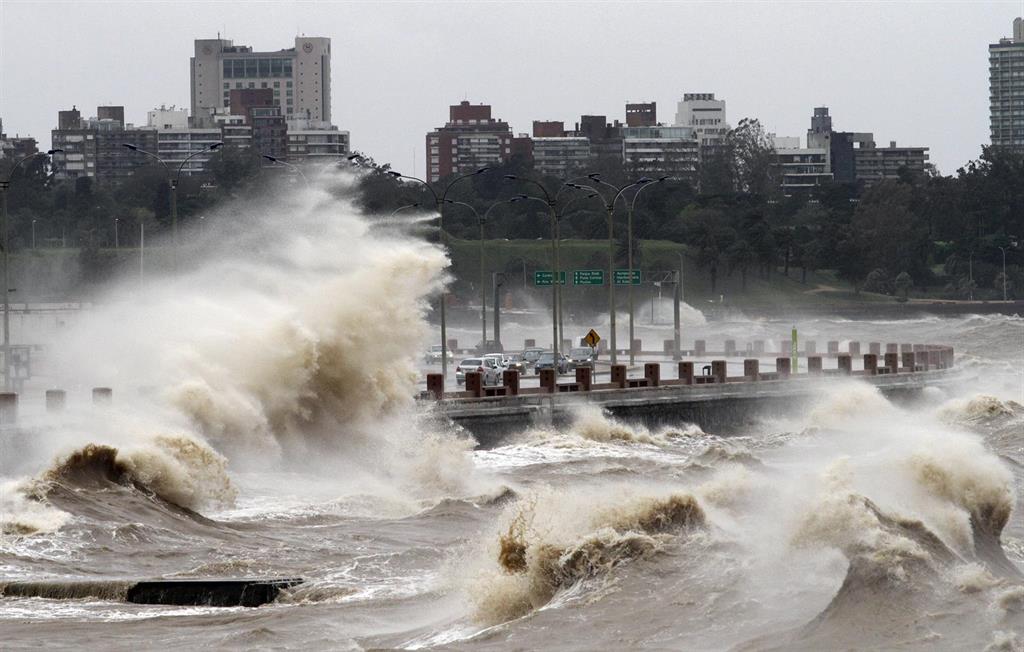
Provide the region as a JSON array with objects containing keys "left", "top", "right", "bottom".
[
  {"left": 583, "top": 329, "right": 601, "bottom": 348},
  {"left": 534, "top": 271, "right": 566, "bottom": 286},
  {"left": 613, "top": 269, "right": 641, "bottom": 285},
  {"left": 573, "top": 269, "right": 605, "bottom": 286}
]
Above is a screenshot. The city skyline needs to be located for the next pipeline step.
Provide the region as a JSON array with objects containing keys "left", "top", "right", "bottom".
[{"left": 0, "top": 2, "right": 1019, "bottom": 176}]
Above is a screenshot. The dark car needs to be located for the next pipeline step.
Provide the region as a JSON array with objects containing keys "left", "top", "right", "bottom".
[
  {"left": 504, "top": 352, "right": 527, "bottom": 374},
  {"left": 567, "top": 346, "right": 598, "bottom": 370},
  {"left": 534, "top": 351, "right": 570, "bottom": 375},
  {"left": 522, "top": 347, "right": 545, "bottom": 368}
]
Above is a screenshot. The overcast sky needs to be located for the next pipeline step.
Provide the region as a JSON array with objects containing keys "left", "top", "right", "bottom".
[{"left": 1, "top": 1, "right": 1020, "bottom": 175}]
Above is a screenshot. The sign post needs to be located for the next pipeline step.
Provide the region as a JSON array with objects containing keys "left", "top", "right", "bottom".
[{"left": 791, "top": 326, "right": 798, "bottom": 374}]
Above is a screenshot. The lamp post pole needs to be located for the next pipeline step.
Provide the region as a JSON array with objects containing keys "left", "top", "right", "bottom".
[
  {"left": 31, "top": 220, "right": 36, "bottom": 250},
  {"left": 123, "top": 142, "right": 222, "bottom": 271},
  {"left": 999, "top": 246, "right": 1008, "bottom": 301},
  {"left": 387, "top": 168, "right": 489, "bottom": 383},
  {"left": 0, "top": 149, "right": 62, "bottom": 389},
  {"left": 261, "top": 154, "right": 310, "bottom": 187},
  {"left": 114, "top": 218, "right": 120, "bottom": 250},
  {"left": 624, "top": 175, "right": 667, "bottom": 364}
]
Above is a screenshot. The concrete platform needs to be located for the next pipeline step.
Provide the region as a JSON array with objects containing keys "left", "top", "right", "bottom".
[{"left": 0, "top": 578, "right": 302, "bottom": 607}]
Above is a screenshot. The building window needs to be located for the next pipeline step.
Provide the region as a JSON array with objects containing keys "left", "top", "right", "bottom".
[
  {"left": 223, "top": 82, "right": 229, "bottom": 89},
  {"left": 236, "top": 82, "right": 243, "bottom": 88},
  {"left": 261, "top": 82, "right": 268, "bottom": 88},
  {"left": 286, "top": 90, "right": 293, "bottom": 96},
  {"left": 286, "top": 81, "right": 292, "bottom": 87},
  {"left": 274, "top": 81, "right": 280, "bottom": 88},
  {"left": 249, "top": 82, "right": 255, "bottom": 88}
]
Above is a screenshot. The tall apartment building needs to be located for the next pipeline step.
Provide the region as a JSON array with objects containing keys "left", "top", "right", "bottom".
[
  {"left": 0, "top": 119, "right": 38, "bottom": 161},
  {"left": 989, "top": 18, "right": 1024, "bottom": 151},
  {"left": 51, "top": 106, "right": 158, "bottom": 182},
  {"left": 286, "top": 118, "right": 350, "bottom": 161},
  {"left": 425, "top": 101, "right": 513, "bottom": 183},
  {"left": 147, "top": 106, "right": 231, "bottom": 176},
  {"left": 191, "top": 36, "right": 331, "bottom": 125},
  {"left": 625, "top": 102, "right": 657, "bottom": 127},
  {"left": 854, "top": 141, "right": 930, "bottom": 184},
  {"left": 673, "top": 93, "right": 729, "bottom": 158},
  {"left": 622, "top": 126, "right": 699, "bottom": 181}
]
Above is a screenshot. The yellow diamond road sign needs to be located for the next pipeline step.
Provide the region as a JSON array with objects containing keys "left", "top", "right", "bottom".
[{"left": 583, "top": 329, "right": 601, "bottom": 348}]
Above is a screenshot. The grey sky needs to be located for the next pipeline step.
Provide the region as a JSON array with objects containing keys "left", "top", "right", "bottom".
[{"left": 1, "top": 1, "right": 1021, "bottom": 176}]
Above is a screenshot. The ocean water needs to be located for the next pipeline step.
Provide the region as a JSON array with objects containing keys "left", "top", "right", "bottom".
[{"left": 1, "top": 172, "right": 1023, "bottom": 650}]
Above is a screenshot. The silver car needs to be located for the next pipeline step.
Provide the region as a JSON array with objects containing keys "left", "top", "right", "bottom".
[{"left": 455, "top": 357, "right": 502, "bottom": 386}]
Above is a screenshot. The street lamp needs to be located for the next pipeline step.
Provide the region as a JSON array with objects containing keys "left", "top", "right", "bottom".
[
  {"left": 122, "top": 141, "right": 222, "bottom": 269},
  {"left": 262, "top": 154, "right": 310, "bottom": 187},
  {"left": 386, "top": 167, "right": 489, "bottom": 382},
  {"left": 114, "top": 218, "right": 120, "bottom": 250},
  {"left": 0, "top": 148, "right": 62, "bottom": 389},
  {"left": 390, "top": 203, "right": 420, "bottom": 217},
  {"left": 31, "top": 219, "right": 36, "bottom": 250},
  {"left": 568, "top": 174, "right": 650, "bottom": 365},
  {"left": 624, "top": 175, "right": 669, "bottom": 365},
  {"left": 444, "top": 199, "right": 511, "bottom": 352},
  {"left": 998, "top": 246, "right": 1009, "bottom": 302}
]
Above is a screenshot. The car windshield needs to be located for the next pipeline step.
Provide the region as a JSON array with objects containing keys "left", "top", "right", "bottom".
[
  {"left": 459, "top": 359, "right": 482, "bottom": 367},
  {"left": 509, "top": 354, "right": 523, "bottom": 361},
  {"left": 430, "top": 345, "right": 443, "bottom": 352},
  {"left": 570, "top": 348, "right": 592, "bottom": 357},
  {"left": 538, "top": 353, "right": 555, "bottom": 362}
]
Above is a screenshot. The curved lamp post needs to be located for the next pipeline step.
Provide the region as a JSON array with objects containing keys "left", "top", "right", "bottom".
[
  {"left": 262, "top": 154, "right": 310, "bottom": 187},
  {"left": 123, "top": 141, "right": 222, "bottom": 270},
  {"left": 385, "top": 167, "right": 489, "bottom": 382},
  {"left": 624, "top": 175, "right": 669, "bottom": 364},
  {"left": 0, "top": 148, "right": 62, "bottom": 389}
]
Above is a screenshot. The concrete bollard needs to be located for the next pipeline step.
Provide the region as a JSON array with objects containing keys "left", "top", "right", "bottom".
[
  {"left": 753, "top": 340, "right": 765, "bottom": 354},
  {"left": 502, "top": 369, "right": 520, "bottom": 396},
  {"left": 827, "top": 341, "right": 839, "bottom": 354},
  {"left": 776, "top": 357, "right": 791, "bottom": 377},
  {"left": 575, "top": 366, "right": 592, "bottom": 391},
  {"left": 725, "top": 340, "right": 736, "bottom": 357},
  {"left": 539, "top": 368, "right": 556, "bottom": 393},
  {"left": 465, "top": 371, "right": 483, "bottom": 398},
  {"left": 610, "top": 364, "right": 627, "bottom": 389},
  {"left": 426, "top": 373, "right": 444, "bottom": 400},
  {"left": 928, "top": 349, "right": 941, "bottom": 368},
  {"left": 780, "top": 339, "right": 790, "bottom": 355},
  {"left": 45, "top": 389, "right": 66, "bottom": 413},
  {"left": 863, "top": 354, "right": 878, "bottom": 376},
  {"left": 884, "top": 352, "right": 899, "bottom": 374},
  {"left": 915, "top": 350, "right": 929, "bottom": 370},
  {"left": 524, "top": 338, "right": 536, "bottom": 349},
  {"left": 448, "top": 339, "right": 459, "bottom": 354},
  {"left": 743, "top": 359, "right": 760, "bottom": 381},
  {"left": 886, "top": 343, "right": 898, "bottom": 354},
  {"left": 631, "top": 338, "right": 642, "bottom": 355},
  {"left": 944, "top": 347, "right": 955, "bottom": 367},
  {"left": 92, "top": 387, "right": 113, "bottom": 405},
  {"left": 808, "top": 356, "right": 823, "bottom": 375},
  {"left": 679, "top": 361, "right": 694, "bottom": 384},
  {"left": 901, "top": 343, "right": 914, "bottom": 354},
  {"left": 869, "top": 342, "right": 881, "bottom": 355},
  {"left": 663, "top": 339, "right": 675, "bottom": 354},
  {"left": 805, "top": 340, "right": 817, "bottom": 355},
  {"left": 0, "top": 392, "right": 17, "bottom": 424},
  {"left": 902, "top": 351, "right": 916, "bottom": 371},
  {"left": 711, "top": 360, "right": 728, "bottom": 384},
  {"left": 694, "top": 340, "right": 706, "bottom": 356},
  {"left": 849, "top": 341, "right": 861, "bottom": 357},
  {"left": 644, "top": 363, "right": 661, "bottom": 387},
  {"left": 838, "top": 354, "right": 852, "bottom": 375}
]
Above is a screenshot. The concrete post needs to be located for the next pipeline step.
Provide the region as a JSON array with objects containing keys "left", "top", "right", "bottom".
[
  {"left": 869, "top": 342, "right": 881, "bottom": 355},
  {"left": 679, "top": 361, "right": 694, "bottom": 385},
  {"left": 465, "top": 371, "right": 483, "bottom": 398},
  {"left": 525, "top": 338, "right": 536, "bottom": 348},
  {"left": 644, "top": 363, "right": 661, "bottom": 387},
  {"left": 610, "top": 364, "right": 627, "bottom": 389},
  {"left": 711, "top": 360, "right": 727, "bottom": 384},
  {"left": 45, "top": 389, "right": 66, "bottom": 413},
  {"left": 0, "top": 392, "right": 17, "bottom": 424},
  {"left": 776, "top": 357, "right": 791, "bottom": 377},
  {"left": 838, "top": 354, "right": 852, "bottom": 375},
  {"left": 902, "top": 351, "right": 916, "bottom": 371},
  {"left": 753, "top": 340, "right": 765, "bottom": 354},
  {"left": 928, "top": 349, "right": 941, "bottom": 368},
  {"left": 863, "top": 354, "right": 878, "bottom": 376},
  {"left": 743, "top": 359, "right": 760, "bottom": 381},
  {"left": 502, "top": 369, "right": 520, "bottom": 395},
  {"left": 694, "top": 340, "right": 706, "bottom": 356},
  {"left": 631, "top": 338, "right": 642, "bottom": 356},
  {"left": 805, "top": 340, "right": 817, "bottom": 355},
  {"left": 539, "top": 368, "right": 556, "bottom": 392},
  {"left": 944, "top": 347, "right": 955, "bottom": 367},
  {"left": 915, "top": 350, "right": 929, "bottom": 370},
  {"left": 807, "top": 356, "right": 823, "bottom": 375},
  {"left": 901, "top": 343, "right": 913, "bottom": 354},
  {"left": 849, "top": 341, "right": 861, "bottom": 357},
  {"left": 886, "top": 343, "right": 898, "bottom": 354},
  {"left": 884, "top": 352, "right": 899, "bottom": 374},
  {"left": 827, "top": 341, "right": 839, "bottom": 354},
  {"left": 575, "top": 366, "right": 592, "bottom": 391},
  {"left": 725, "top": 340, "right": 736, "bottom": 357},
  {"left": 92, "top": 387, "right": 113, "bottom": 405},
  {"left": 426, "top": 373, "right": 444, "bottom": 400}
]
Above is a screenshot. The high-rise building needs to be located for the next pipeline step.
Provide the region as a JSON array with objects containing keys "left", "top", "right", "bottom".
[
  {"left": 990, "top": 18, "right": 1024, "bottom": 151},
  {"left": 625, "top": 102, "right": 657, "bottom": 127},
  {"left": 190, "top": 36, "right": 331, "bottom": 125},
  {"left": 0, "top": 119, "right": 38, "bottom": 161},
  {"left": 425, "top": 101, "right": 513, "bottom": 183},
  {"left": 673, "top": 93, "right": 729, "bottom": 159},
  {"left": 51, "top": 106, "right": 158, "bottom": 182},
  {"left": 621, "top": 126, "right": 699, "bottom": 181}
]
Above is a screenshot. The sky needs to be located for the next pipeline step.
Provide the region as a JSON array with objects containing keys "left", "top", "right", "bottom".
[{"left": 1, "top": 1, "right": 1022, "bottom": 176}]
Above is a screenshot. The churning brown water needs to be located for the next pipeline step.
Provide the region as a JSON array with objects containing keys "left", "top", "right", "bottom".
[{"left": 1, "top": 172, "right": 1023, "bottom": 650}]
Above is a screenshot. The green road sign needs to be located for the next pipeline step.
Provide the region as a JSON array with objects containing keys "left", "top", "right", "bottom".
[
  {"left": 613, "top": 269, "right": 641, "bottom": 285},
  {"left": 573, "top": 269, "right": 604, "bottom": 286},
  {"left": 534, "top": 271, "right": 566, "bottom": 286}
]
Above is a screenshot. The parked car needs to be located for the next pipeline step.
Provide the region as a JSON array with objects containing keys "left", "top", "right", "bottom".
[
  {"left": 424, "top": 344, "right": 454, "bottom": 365},
  {"left": 483, "top": 353, "right": 508, "bottom": 370},
  {"left": 567, "top": 346, "right": 598, "bottom": 370},
  {"left": 504, "top": 352, "right": 527, "bottom": 374},
  {"left": 455, "top": 357, "right": 502, "bottom": 386},
  {"left": 522, "top": 347, "right": 545, "bottom": 368},
  {"left": 475, "top": 339, "right": 504, "bottom": 354},
  {"left": 534, "top": 351, "right": 570, "bottom": 375}
]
